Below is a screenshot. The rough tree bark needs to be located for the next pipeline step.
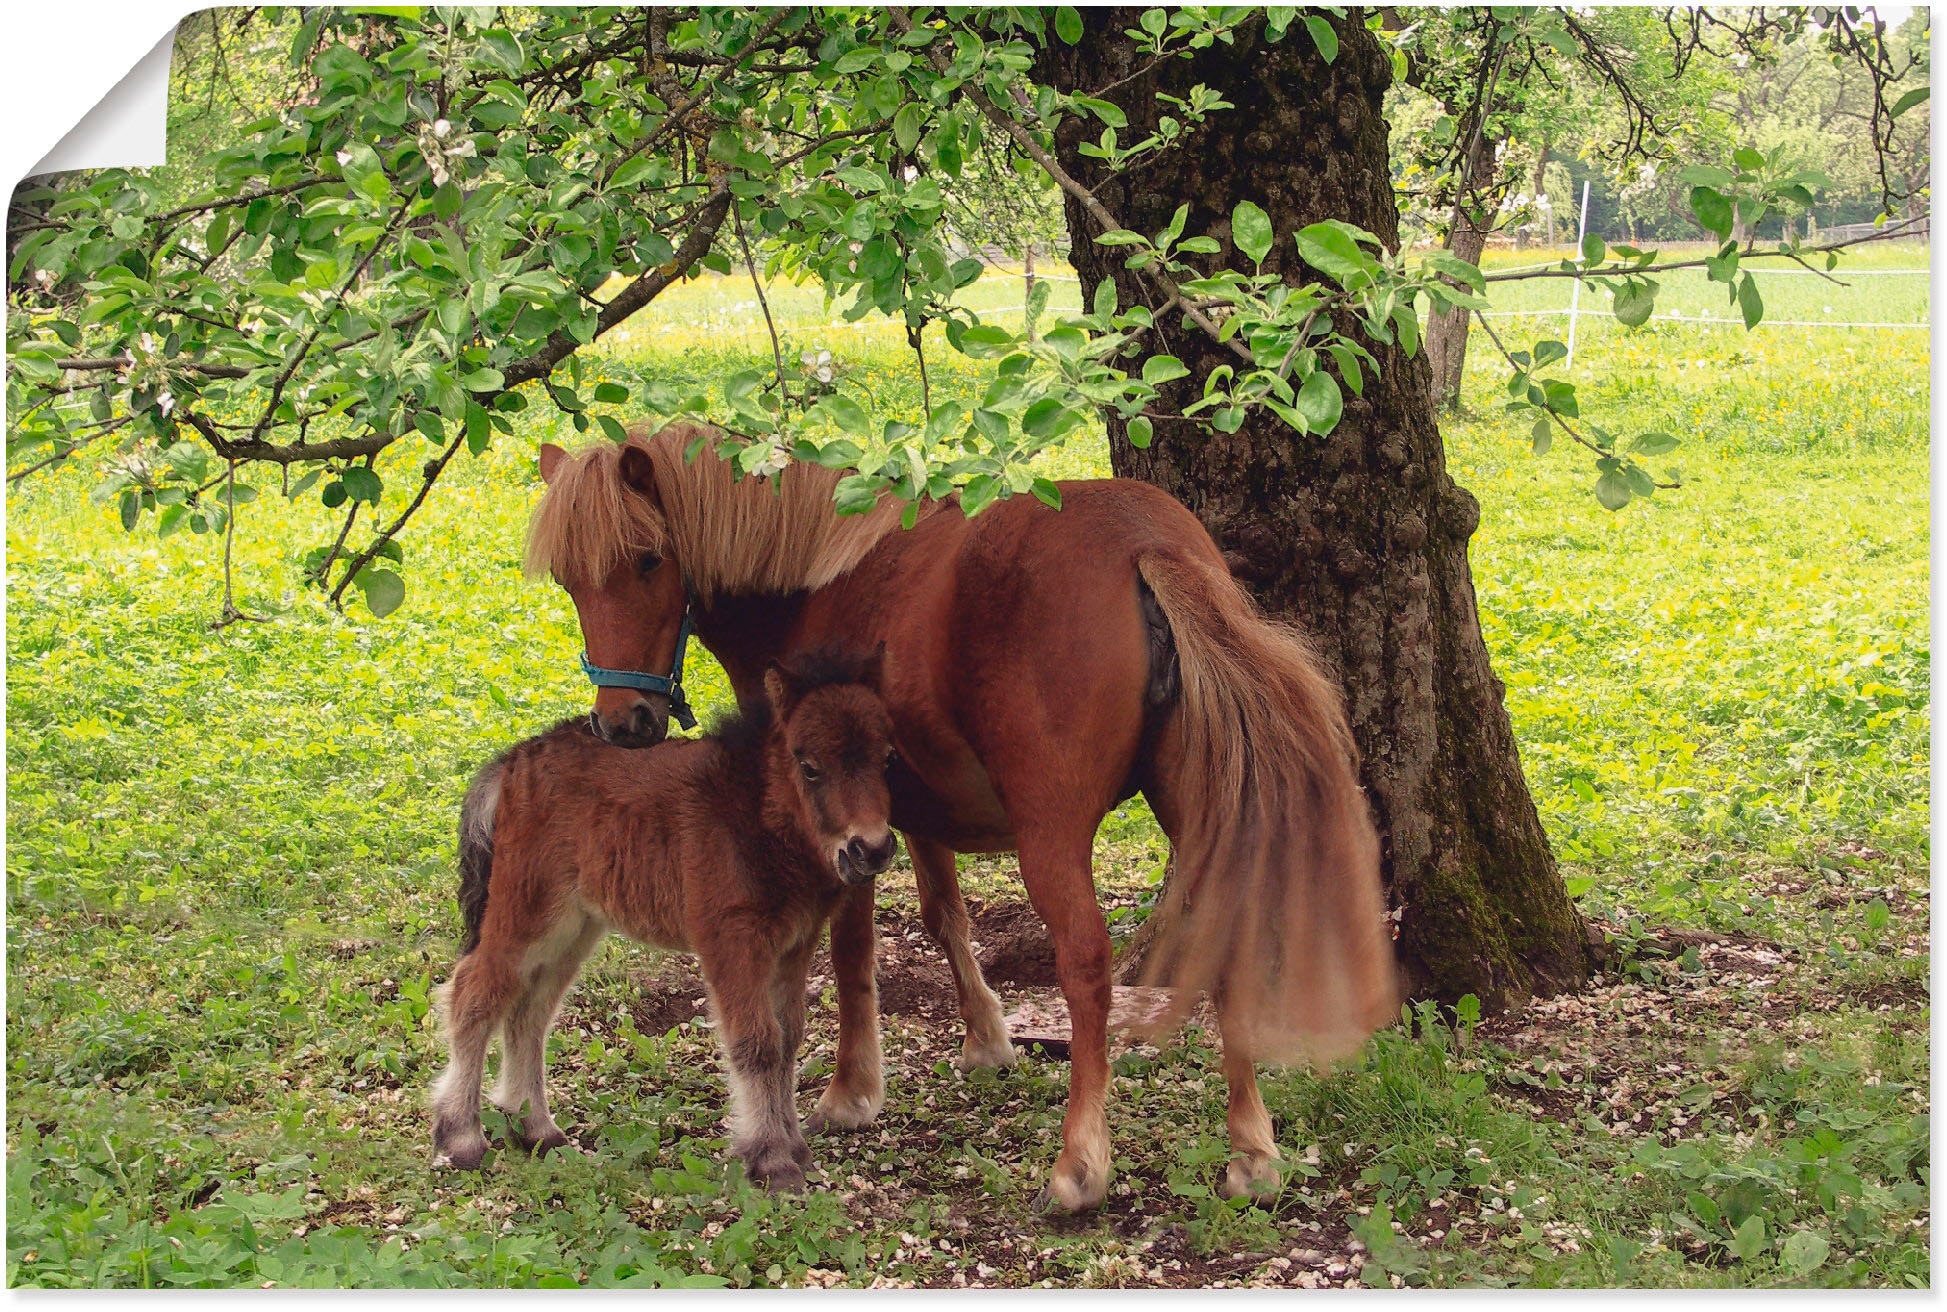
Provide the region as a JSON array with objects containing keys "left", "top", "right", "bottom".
[
  {"left": 1045, "top": 9, "right": 1602, "bottom": 1009},
  {"left": 1424, "top": 212, "right": 1487, "bottom": 412}
]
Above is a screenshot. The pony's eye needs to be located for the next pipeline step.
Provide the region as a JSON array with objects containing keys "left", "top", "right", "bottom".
[
  {"left": 637, "top": 551, "right": 663, "bottom": 575},
  {"left": 798, "top": 760, "right": 822, "bottom": 783},
  {"left": 885, "top": 748, "right": 899, "bottom": 768}
]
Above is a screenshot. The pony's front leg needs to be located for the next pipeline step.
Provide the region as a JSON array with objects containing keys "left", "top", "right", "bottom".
[
  {"left": 1017, "top": 826, "right": 1114, "bottom": 1212},
  {"left": 805, "top": 880, "right": 885, "bottom": 1134},
  {"left": 704, "top": 938, "right": 808, "bottom": 1192},
  {"left": 770, "top": 937, "right": 817, "bottom": 1173},
  {"left": 909, "top": 834, "right": 1016, "bottom": 1070}
]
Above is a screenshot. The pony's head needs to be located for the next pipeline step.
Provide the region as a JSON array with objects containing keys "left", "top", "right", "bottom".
[
  {"left": 529, "top": 439, "right": 687, "bottom": 747},
  {"left": 764, "top": 647, "right": 899, "bottom": 887}
]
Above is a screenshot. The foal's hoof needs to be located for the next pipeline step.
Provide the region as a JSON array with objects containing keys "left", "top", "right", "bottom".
[
  {"left": 431, "top": 1138, "right": 489, "bottom": 1172},
  {"left": 1219, "top": 1153, "right": 1283, "bottom": 1203},
  {"left": 528, "top": 1128, "right": 578, "bottom": 1158},
  {"left": 749, "top": 1159, "right": 808, "bottom": 1194}
]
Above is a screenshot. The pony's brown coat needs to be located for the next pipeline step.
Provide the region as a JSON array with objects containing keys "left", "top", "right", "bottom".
[
  {"left": 429, "top": 655, "right": 897, "bottom": 1189},
  {"left": 525, "top": 423, "right": 1397, "bottom": 1208}
]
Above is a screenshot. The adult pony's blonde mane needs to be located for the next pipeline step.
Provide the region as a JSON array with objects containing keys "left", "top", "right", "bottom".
[{"left": 525, "top": 421, "right": 905, "bottom": 597}]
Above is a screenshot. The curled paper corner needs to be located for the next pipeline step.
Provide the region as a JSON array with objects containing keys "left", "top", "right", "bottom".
[{"left": 6, "top": 12, "right": 181, "bottom": 191}]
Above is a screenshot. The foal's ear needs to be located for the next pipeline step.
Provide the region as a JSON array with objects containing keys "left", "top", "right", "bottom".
[
  {"left": 763, "top": 662, "right": 799, "bottom": 719},
  {"left": 858, "top": 641, "right": 887, "bottom": 692},
  {"left": 618, "top": 444, "right": 660, "bottom": 505},
  {"left": 538, "top": 443, "right": 567, "bottom": 485}
]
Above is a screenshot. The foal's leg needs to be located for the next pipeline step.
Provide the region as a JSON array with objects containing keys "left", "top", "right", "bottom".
[
  {"left": 703, "top": 930, "right": 809, "bottom": 1191},
  {"left": 806, "top": 881, "right": 884, "bottom": 1134},
  {"left": 908, "top": 834, "right": 1016, "bottom": 1070},
  {"left": 1016, "top": 824, "right": 1115, "bottom": 1212},
  {"left": 430, "top": 948, "right": 520, "bottom": 1170},
  {"left": 769, "top": 937, "right": 817, "bottom": 1171},
  {"left": 492, "top": 914, "right": 603, "bottom": 1156}
]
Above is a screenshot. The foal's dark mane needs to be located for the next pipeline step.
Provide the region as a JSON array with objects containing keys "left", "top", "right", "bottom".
[{"left": 709, "top": 647, "right": 883, "bottom": 763}]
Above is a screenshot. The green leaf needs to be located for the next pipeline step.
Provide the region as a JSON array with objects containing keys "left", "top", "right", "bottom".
[
  {"left": 1303, "top": 15, "right": 1339, "bottom": 64},
  {"left": 340, "top": 467, "right": 383, "bottom": 504},
  {"left": 1294, "top": 370, "right": 1343, "bottom": 434},
  {"left": 1630, "top": 432, "right": 1680, "bottom": 456},
  {"left": 1031, "top": 477, "right": 1063, "bottom": 509},
  {"left": 1594, "top": 469, "right": 1633, "bottom": 511},
  {"left": 1531, "top": 417, "right": 1552, "bottom": 455},
  {"left": 357, "top": 567, "right": 405, "bottom": 618},
  {"left": 118, "top": 490, "right": 139, "bottom": 531},
  {"left": 460, "top": 368, "right": 504, "bottom": 392},
  {"left": 593, "top": 382, "right": 629, "bottom": 404},
  {"left": 1581, "top": 232, "right": 1606, "bottom": 266},
  {"left": 1690, "top": 186, "right": 1734, "bottom": 242},
  {"left": 893, "top": 103, "right": 924, "bottom": 154},
  {"left": 1730, "top": 1214, "right": 1766, "bottom": 1262},
  {"left": 957, "top": 325, "right": 1016, "bottom": 360},
  {"left": 1126, "top": 415, "right": 1154, "bottom": 448},
  {"left": 1232, "top": 200, "right": 1274, "bottom": 267},
  {"left": 832, "top": 474, "right": 882, "bottom": 515},
  {"left": 1890, "top": 85, "right": 1930, "bottom": 120},
  {"left": 1141, "top": 355, "right": 1190, "bottom": 386},
  {"left": 1094, "top": 229, "right": 1148, "bottom": 247},
  {"left": 1265, "top": 7, "right": 1297, "bottom": 39},
  {"left": 1054, "top": 6, "right": 1083, "bottom": 43},
  {"left": 1612, "top": 280, "right": 1656, "bottom": 328},
  {"left": 1781, "top": 1230, "right": 1830, "bottom": 1275},
  {"left": 1737, "top": 272, "right": 1763, "bottom": 330},
  {"left": 1022, "top": 397, "right": 1078, "bottom": 440},
  {"left": 1295, "top": 221, "right": 1376, "bottom": 289}
]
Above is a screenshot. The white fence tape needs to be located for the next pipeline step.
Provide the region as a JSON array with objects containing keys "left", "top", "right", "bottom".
[{"left": 1476, "top": 309, "right": 1928, "bottom": 329}]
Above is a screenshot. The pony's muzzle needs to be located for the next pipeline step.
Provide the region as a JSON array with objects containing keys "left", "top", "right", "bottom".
[
  {"left": 589, "top": 696, "right": 668, "bottom": 748},
  {"left": 835, "top": 832, "right": 898, "bottom": 885}
]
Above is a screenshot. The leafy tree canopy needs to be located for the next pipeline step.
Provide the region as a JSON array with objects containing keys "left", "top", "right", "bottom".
[{"left": 6, "top": 5, "right": 1928, "bottom": 614}]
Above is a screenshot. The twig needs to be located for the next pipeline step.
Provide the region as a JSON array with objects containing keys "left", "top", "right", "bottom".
[
  {"left": 328, "top": 428, "right": 469, "bottom": 607},
  {"left": 309, "top": 479, "right": 364, "bottom": 588},
  {"left": 210, "top": 458, "right": 265, "bottom": 629},
  {"left": 733, "top": 203, "right": 790, "bottom": 411},
  {"left": 600, "top": 7, "right": 795, "bottom": 186},
  {"left": 908, "top": 323, "right": 932, "bottom": 414},
  {"left": 1478, "top": 218, "right": 1930, "bottom": 284}
]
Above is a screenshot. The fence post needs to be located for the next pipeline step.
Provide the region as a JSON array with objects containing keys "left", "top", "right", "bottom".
[
  {"left": 1566, "top": 179, "right": 1591, "bottom": 369},
  {"left": 1024, "top": 244, "right": 1037, "bottom": 344}
]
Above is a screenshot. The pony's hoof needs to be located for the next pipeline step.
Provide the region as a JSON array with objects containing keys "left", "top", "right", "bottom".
[
  {"left": 805, "top": 1088, "right": 881, "bottom": 1135},
  {"left": 958, "top": 1033, "right": 1019, "bottom": 1071},
  {"left": 1220, "top": 1154, "right": 1282, "bottom": 1202},
  {"left": 1035, "top": 1157, "right": 1109, "bottom": 1212}
]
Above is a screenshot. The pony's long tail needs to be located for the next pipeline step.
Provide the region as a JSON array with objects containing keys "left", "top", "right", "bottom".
[
  {"left": 455, "top": 762, "right": 503, "bottom": 956},
  {"left": 1135, "top": 551, "right": 1398, "bottom": 1064}
]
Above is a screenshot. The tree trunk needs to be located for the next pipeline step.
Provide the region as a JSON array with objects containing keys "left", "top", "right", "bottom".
[
  {"left": 1424, "top": 217, "right": 1486, "bottom": 412},
  {"left": 1046, "top": 10, "right": 1600, "bottom": 1010}
]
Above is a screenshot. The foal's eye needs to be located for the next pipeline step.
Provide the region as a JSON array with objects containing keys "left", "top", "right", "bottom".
[
  {"left": 798, "top": 760, "right": 822, "bottom": 783},
  {"left": 636, "top": 551, "right": 663, "bottom": 575},
  {"left": 885, "top": 748, "right": 899, "bottom": 769}
]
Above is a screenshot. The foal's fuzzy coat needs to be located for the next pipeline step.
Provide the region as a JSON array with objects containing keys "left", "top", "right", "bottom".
[{"left": 429, "top": 651, "right": 898, "bottom": 1190}]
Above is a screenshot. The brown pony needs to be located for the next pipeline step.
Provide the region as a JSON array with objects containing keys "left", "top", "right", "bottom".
[
  {"left": 429, "top": 649, "right": 899, "bottom": 1192},
  {"left": 526, "top": 423, "right": 1397, "bottom": 1210}
]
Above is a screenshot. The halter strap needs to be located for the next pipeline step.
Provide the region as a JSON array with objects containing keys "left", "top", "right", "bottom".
[{"left": 578, "top": 605, "right": 698, "bottom": 732}]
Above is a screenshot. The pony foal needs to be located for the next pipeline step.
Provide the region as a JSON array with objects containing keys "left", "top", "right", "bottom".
[{"left": 429, "top": 650, "right": 898, "bottom": 1191}]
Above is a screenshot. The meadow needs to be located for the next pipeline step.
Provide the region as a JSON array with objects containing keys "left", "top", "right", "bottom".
[{"left": 5, "top": 244, "right": 1930, "bottom": 1287}]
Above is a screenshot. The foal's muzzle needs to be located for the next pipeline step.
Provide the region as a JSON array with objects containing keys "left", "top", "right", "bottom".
[
  {"left": 834, "top": 832, "right": 899, "bottom": 886},
  {"left": 589, "top": 696, "right": 670, "bottom": 748}
]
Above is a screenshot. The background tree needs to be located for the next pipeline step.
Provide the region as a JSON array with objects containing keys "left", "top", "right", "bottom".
[{"left": 4, "top": 4, "right": 1928, "bottom": 1006}]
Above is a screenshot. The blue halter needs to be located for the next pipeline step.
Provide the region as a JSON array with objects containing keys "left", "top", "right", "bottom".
[{"left": 578, "top": 605, "right": 698, "bottom": 732}]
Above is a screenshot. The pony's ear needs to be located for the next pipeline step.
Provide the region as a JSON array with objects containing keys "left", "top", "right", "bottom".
[
  {"left": 858, "top": 641, "right": 887, "bottom": 692},
  {"left": 538, "top": 443, "right": 567, "bottom": 485},
  {"left": 763, "top": 662, "right": 800, "bottom": 720},
  {"left": 617, "top": 444, "right": 660, "bottom": 506}
]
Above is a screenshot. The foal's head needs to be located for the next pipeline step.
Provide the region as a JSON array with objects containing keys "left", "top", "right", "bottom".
[
  {"left": 763, "top": 649, "right": 899, "bottom": 886},
  {"left": 529, "top": 439, "right": 687, "bottom": 747}
]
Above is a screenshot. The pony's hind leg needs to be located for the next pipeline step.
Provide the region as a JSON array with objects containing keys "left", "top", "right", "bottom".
[
  {"left": 1015, "top": 824, "right": 1115, "bottom": 1212},
  {"left": 806, "top": 882, "right": 884, "bottom": 1134},
  {"left": 492, "top": 912, "right": 603, "bottom": 1156},
  {"left": 429, "top": 948, "right": 520, "bottom": 1170},
  {"left": 909, "top": 834, "right": 1016, "bottom": 1070},
  {"left": 1216, "top": 989, "right": 1283, "bottom": 1200}
]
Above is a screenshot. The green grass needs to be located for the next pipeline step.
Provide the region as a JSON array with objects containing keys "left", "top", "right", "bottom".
[{"left": 5, "top": 251, "right": 1928, "bottom": 1287}]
